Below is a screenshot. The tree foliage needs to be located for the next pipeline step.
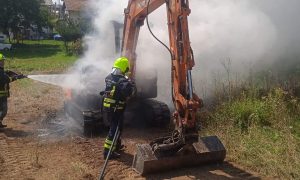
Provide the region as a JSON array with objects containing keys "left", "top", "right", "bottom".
[{"left": 0, "top": 0, "right": 46, "bottom": 43}]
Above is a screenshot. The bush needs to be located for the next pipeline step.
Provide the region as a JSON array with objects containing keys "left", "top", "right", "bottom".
[
  {"left": 210, "top": 88, "right": 297, "bottom": 131},
  {"left": 201, "top": 87, "right": 300, "bottom": 179},
  {"left": 71, "top": 39, "right": 83, "bottom": 56}
]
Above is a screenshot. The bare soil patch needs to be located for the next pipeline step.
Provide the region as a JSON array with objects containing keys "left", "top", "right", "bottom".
[{"left": 0, "top": 80, "right": 266, "bottom": 179}]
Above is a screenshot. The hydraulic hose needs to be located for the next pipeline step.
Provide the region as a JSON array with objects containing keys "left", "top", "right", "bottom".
[
  {"left": 146, "top": 0, "right": 173, "bottom": 59},
  {"left": 146, "top": 0, "right": 175, "bottom": 103}
]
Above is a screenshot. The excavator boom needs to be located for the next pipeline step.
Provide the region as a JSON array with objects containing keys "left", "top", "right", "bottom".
[
  {"left": 122, "top": 0, "right": 165, "bottom": 78},
  {"left": 121, "top": 0, "right": 226, "bottom": 174}
]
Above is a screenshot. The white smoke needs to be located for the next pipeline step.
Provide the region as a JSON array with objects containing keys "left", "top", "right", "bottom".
[
  {"left": 63, "top": 0, "right": 127, "bottom": 94},
  {"left": 64, "top": 0, "right": 299, "bottom": 104},
  {"left": 136, "top": 0, "right": 276, "bottom": 102}
]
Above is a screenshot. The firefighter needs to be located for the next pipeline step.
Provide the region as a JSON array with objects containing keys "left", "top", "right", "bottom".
[
  {"left": 101, "top": 57, "right": 136, "bottom": 159},
  {"left": 0, "top": 53, "right": 25, "bottom": 128}
]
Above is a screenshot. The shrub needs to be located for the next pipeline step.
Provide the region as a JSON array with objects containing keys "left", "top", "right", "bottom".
[{"left": 201, "top": 88, "right": 300, "bottom": 179}]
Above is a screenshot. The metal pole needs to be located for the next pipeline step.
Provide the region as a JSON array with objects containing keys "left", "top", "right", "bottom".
[
  {"left": 187, "top": 70, "right": 193, "bottom": 100},
  {"left": 99, "top": 124, "right": 120, "bottom": 180}
]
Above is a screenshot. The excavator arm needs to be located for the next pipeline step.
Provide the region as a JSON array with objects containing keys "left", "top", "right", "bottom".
[
  {"left": 122, "top": 0, "right": 202, "bottom": 131},
  {"left": 165, "top": 0, "right": 202, "bottom": 130},
  {"left": 122, "top": 0, "right": 165, "bottom": 78},
  {"left": 122, "top": 0, "right": 226, "bottom": 174}
]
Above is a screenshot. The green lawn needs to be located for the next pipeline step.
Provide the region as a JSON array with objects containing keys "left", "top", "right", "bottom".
[{"left": 2, "top": 40, "right": 78, "bottom": 74}]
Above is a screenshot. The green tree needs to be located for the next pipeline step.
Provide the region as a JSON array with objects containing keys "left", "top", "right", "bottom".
[
  {"left": 55, "top": 19, "right": 82, "bottom": 53},
  {"left": 0, "top": 0, "right": 46, "bottom": 43}
]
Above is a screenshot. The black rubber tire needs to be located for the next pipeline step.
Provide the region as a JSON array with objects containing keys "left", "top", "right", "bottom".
[
  {"left": 143, "top": 99, "right": 171, "bottom": 127},
  {"left": 83, "top": 122, "right": 95, "bottom": 137}
]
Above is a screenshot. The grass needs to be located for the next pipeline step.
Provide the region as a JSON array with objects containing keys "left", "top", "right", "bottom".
[
  {"left": 2, "top": 39, "right": 300, "bottom": 179},
  {"left": 1, "top": 40, "right": 77, "bottom": 74},
  {"left": 200, "top": 77, "right": 300, "bottom": 179}
]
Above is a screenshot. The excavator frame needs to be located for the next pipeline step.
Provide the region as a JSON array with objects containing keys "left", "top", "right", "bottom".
[{"left": 121, "top": 0, "right": 226, "bottom": 174}]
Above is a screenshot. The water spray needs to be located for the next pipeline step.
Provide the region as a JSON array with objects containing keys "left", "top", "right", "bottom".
[{"left": 27, "top": 74, "right": 72, "bottom": 88}]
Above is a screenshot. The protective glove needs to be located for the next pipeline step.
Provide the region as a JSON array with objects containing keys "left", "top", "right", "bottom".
[
  {"left": 13, "top": 74, "right": 27, "bottom": 80},
  {"left": 100, "top": 91, "right": 105, "bottom": 96},
  {"left": 17, "top": 74, "right": 27, "bottom": 79}
]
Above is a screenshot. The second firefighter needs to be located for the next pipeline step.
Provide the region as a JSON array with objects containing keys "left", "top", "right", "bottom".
[{"left": 101, "top": 57, "right": 136, "bottom": 159}]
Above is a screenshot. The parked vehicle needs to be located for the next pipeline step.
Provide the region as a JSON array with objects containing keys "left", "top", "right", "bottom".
[
  {"left": 53, "top": 34, "right": 62, "bottom": 40},
  {"left": 0, "top": 43, "right": 12, "bottom": 51}
]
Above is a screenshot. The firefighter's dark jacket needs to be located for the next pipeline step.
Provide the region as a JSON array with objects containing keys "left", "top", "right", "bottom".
[
  {"left": 0, "top": 68, "right": 17, "bottom": 97},
  {"left": 102, "top": 73, "right": 136, "bottom": 111}
]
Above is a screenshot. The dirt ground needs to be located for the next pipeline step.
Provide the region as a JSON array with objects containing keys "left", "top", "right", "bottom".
[{"left": 0, "top": 80, "right": 267, "bottom": 180}]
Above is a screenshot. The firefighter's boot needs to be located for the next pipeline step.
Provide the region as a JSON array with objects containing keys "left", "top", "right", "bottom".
[
  {"left": 103, "top": 151, "right": 121, "bottom": 159},
  {"left": 116, "top": 139, "right": 126, "bottom": 152}
]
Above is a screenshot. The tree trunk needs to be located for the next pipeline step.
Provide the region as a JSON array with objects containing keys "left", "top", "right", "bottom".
[{"left": 64, "top": 41, "right": 69, "bottom": 53}]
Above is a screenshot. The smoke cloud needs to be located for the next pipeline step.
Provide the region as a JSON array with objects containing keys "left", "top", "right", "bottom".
[{"left": 64, "top": 0, "right": 300, "bottom": 105}]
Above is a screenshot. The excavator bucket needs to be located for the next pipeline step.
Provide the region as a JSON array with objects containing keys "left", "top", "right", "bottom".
[{"left": 132, "top": 135, "right": 226, "bottom": 175}]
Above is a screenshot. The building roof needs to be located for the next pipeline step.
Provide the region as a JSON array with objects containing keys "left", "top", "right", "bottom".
[
  {"left": 42, "top": 0, "right": 53, "bottom": 6},
  {"left": 63, "top": 0, "right": 88, "bottom": 11}
]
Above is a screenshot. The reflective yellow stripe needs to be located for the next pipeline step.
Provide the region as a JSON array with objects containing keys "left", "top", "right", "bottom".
[
  {"left": 104, "top": 143, "right": 116, "bottom": 151},
  {"left": 104, "top": 98, "right": 125, "bottom": 105},
  {"left": 103, "top": 103, "right": 111, "bottom": 108},
  {"left": 104, "top": 143, "right": 111, "bottom": 149},
  {"left": 0, "top": 91, "right": 8, "bottom": 96},
  {"left": 105, "top": 139, "right": 113, "bottom": 145},
  {"left": 110, "top": 86, "right": 116, "bottom": 97},
  {"left": 103, "top": 96, "right": 126, "bottom": 110},
  {"left": 104, "top": 98, "right": 116, "bottom": 103}
]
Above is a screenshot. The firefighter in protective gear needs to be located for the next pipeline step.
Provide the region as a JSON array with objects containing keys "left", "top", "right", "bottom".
[
  {"left": 0, "top": 54, "right": 25, "bottom": 128},
  {"left": 101, "top": 57, "right": 136, "bottom": 159}
]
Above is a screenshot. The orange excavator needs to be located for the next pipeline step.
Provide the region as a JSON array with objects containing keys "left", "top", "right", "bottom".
[{"left": 121, "top": 0, "right": 226, "bottom": 175}]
